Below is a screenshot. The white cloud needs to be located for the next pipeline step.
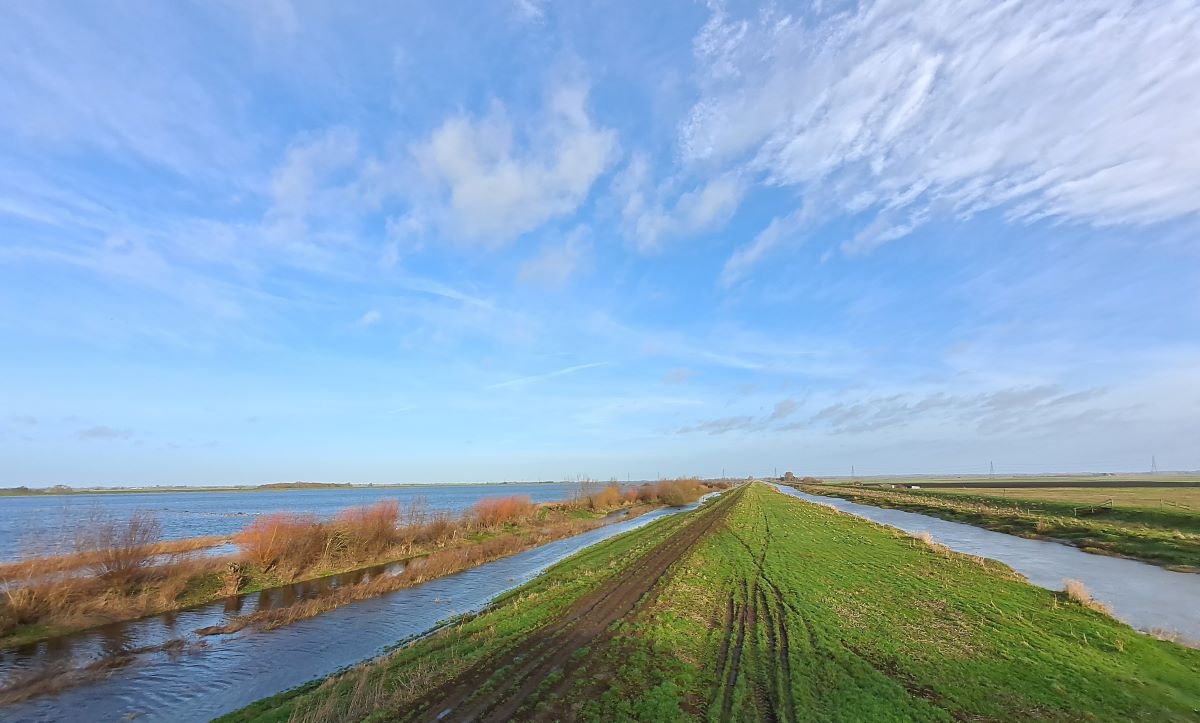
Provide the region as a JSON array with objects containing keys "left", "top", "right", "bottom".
[
  {"left": 412, "top": 85, "right": 618, "bottom": 247},
  {"left": 0, "top": 4, "right": 252, "bottom": 179},
  {"left": 614, "top": 154, "right": 743, "bottom": 252},
  {"left": 263, "top": 126, "right": 370, "bottom": 259},
  {"left": 686, "top": 0, "right": 1200, "bottom": 277},
  {"left": 518, "top": 228, "right": 590, "bottom": 290},
  {"left": 719, "top": 210, "right": 804, "bottom": 287}
]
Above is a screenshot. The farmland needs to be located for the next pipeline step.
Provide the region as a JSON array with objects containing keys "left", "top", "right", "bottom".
[{"left": 222, "top": 483, "right": 1200, "bottom": 723}]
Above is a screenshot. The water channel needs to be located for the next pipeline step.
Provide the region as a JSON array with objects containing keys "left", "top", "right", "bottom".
[
  {"left": 0, "top": 498, "right": 714, "bottom": 722},
  {"left": 775, "top": 484, "right": 1200, "bottom": 642}
]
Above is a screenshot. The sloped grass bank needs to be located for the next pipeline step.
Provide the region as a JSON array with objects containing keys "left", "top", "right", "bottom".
[{"left": 797, "top": 484, "right": 1200, "bottom": 571}]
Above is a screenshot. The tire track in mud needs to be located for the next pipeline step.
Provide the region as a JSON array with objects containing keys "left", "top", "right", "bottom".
[
  {"left": 399, "top": 487, "right": 741, "bottom": 723},
  {"left": 713, "top": 491, "right": 805, "bottom": 722}
]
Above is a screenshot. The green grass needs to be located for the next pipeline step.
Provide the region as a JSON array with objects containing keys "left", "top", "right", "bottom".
[
  {"left": 560, "top": 484, "right": 1200, "bottom": 721},
  {"left": 928, "top": 485, "right": 1200, "bottom": 517},
  {"left": 222, "top": 484, "right": 1200, "bottom": 722},
  {"left": 798, "top": 484, "right": 1200, "bottom": 571},
  {"left": 822, "top": 474, "right": 1200, "bottom": 488},
  {"left": 216, "top": 499, "right": 716, "bottom": 723}
]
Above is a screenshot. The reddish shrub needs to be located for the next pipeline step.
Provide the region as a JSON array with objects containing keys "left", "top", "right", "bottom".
[
  {"left": 473, "top": 495, "right": 535, "bottom": 527},
  {"left": 588, "top": 483, "right": 623, "bottom": 510},
  {"left": 654, "top": 478, "right": 707, "bottom": 507},
  {"left": 334, "top": 500, "right": 400, "bottom": 558},
  {"left": 234, "top": 513, "right": 325, "bottom": 572},
  {"left": 413, "top": 512, "right": 457, "bottom": 546}
]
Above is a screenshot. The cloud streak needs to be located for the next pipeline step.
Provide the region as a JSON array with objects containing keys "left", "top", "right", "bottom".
[
  {"left": 488, "top": 361, "right": 610, "bottom": 389},
  {"left": 688, "top": 0, "right": 1200, "bottom": 277}
]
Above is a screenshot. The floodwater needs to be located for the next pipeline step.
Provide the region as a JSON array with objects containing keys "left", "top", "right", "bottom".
[
  {"left": 0, "top": 483, "right": 583, "bottom": 561},
  {"left": 0, "top": 496, "right": 715, "bottom": 723},
  {"left": 775, "top": 485, "right": 1200, "bottom": 641}
]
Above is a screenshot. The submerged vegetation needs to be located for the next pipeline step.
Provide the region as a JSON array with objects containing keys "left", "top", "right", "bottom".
[
  {"left": 0, "top": 480, "right": 714, "bottom": 650},
  {"left": 793, "top": 483, "right": 1200, "bottom": 571},
  {"left": 222, "top": 483, "right": 1200, "bottom": 722}
]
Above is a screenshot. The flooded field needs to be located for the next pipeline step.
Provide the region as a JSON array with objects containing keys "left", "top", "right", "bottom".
[
  {"left": 0, "top": 498, "right": 709, "bottom": 722},
  {"left": 0, "top": 483, "right": 581, "bottom": 560}
]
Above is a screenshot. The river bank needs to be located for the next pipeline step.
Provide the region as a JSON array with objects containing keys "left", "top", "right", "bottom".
[
  {"left": 0, "top": 494, "right": 719, "bottom": 722},
  {"left": 222, "top": 483, "right": 1200, "bottom": 722},
  {"left": 794, "top": 483, "right": 1200, "bottom": 571}
]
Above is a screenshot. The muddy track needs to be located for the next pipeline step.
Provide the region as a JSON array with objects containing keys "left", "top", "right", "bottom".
[
  {"left": 767, "top": 579, "right": 798, "bottom": 721},
  {"left": 398, "top": 488, "right": 741, "bottom": 723},
  {"left": 714, "top": 494, "right": 795, "bottom": 722}
]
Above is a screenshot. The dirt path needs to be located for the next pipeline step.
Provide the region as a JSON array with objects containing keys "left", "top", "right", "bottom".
[{"left": 399, "top": 488, "right": 741, "bottom": 723}]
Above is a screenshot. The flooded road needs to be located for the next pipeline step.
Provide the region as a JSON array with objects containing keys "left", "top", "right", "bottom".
[
  {"left": 776, "top": 485, "right": 1200, "bottom": 641},
  {"left": 0, "top": 500, "right": 707, "bottom": 722}
]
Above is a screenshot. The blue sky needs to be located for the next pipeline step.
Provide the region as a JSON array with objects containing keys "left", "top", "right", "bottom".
[{"left": 2, "top": 0, "right": 1198, "bottom": 486}]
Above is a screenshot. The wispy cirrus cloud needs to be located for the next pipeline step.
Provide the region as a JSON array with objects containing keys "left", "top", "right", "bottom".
[
  {"left": 488, "top": 361, "right": 610, "bottom": 390},
  {"left": 518, "top": 227, "right": 591, "bottom": 290},
  {"left": 690, "top": 0, "right": 1200, "bottom": 278}
]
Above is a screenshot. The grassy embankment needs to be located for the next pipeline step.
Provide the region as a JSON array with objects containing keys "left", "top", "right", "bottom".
[
  {"left": 219, "top": 489, "right": 728, "bottom": 723},
  {"left": 223, "top": 483, "right": 1200, "bottom": 722},
  {"left": 0, "top": 479, "right": 712, "bottom": 649},
  {"left": 794, "top": 483, "right": 1200, "bottom": 572}
]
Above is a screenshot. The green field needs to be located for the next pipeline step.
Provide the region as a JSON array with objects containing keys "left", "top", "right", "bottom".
[
  {"left": 929, "top": 485, "right": 1200, "bottom": 513},
  {"left": 222, "top": 484, "right": 1200, "bottom": 722},
  {"left": 800, "top": 484, "right": 1200, "bottom": 571},
  {"left": 821, "top": 473, "right": 1200, "bottom": 489}
]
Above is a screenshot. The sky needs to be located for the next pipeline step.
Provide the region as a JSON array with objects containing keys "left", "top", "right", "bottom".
[{"left": 1, "top": 0, "right": 1199, "bottom": 486}]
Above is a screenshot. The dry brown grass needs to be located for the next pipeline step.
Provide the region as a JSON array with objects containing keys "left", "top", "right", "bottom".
[
  {"left": 0, "top": 534, "right": 224, "bottom": 583},
  {"left": 909, "top": 530, "right": 949, "bottom": 553},
  {"left": 0, "top": 510, "right": 236, "bottom": 641},
  {"left": 1063, "top": 579, "right": 1113, "bottom": 615},
  {"left": 199, "top": 515, "right": 610, "bottom": 637},
  {"left": 0, "top": 557, "right": 223, "bottom": 641},
  {"left": 1, "top": 493, "right": 658, "bottom": 649},
  {"left": 72, "top": 508, "right": 162, "bottom": 582}
]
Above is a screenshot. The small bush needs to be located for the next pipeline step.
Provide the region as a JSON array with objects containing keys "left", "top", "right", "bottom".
[
  {"left": 588, "top": 483, "right": 623, "bottom": 510},
  {"left": 1063, "top": 579, "right": 1112, "bottom": 615},
  {"left": 73, "top": 508, "right": 162, "bottom": 582},
  {"left": 234, "top": 513, "right": 326, "bottom": 572},
  {"left": 654, "top": 478, "right": 707, "bottom": 507},
  {"left": 473, "top": 496, "right": 535, "bottom": 527},
  {"left": 335, "top": 500, "right": 400, "bottom": 559},
  {"left": 414, "top": 512, "right": 457, "bottom": 546}
]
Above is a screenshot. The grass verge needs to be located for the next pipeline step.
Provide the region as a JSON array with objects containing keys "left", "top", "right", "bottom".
[
  {"left": 216, "top": 494, "right": 728, "bottom": 723},
  {"left": 795, "top": 484, "right": 1200, "bottom": 571}
]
